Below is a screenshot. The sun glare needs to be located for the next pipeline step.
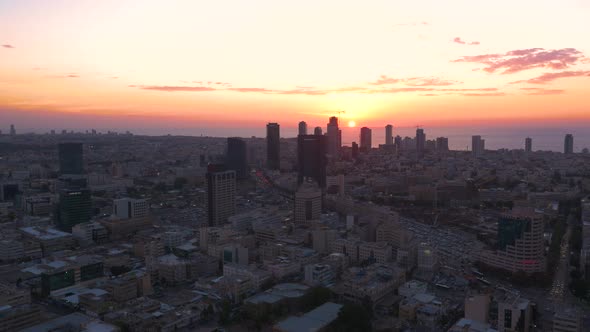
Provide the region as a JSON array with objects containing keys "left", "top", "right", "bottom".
[{"left": 348, "top": 120, "right": 356, "bottom": 127}]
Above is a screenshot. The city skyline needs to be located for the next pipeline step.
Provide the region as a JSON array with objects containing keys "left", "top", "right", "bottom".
[{"left": 2, "top": 0, "right": 590, "bottom": 131}]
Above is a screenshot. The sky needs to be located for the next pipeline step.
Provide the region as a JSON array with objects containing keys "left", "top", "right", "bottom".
[{"left": 1, "top": 0, "right": 590, "bottom": 134}]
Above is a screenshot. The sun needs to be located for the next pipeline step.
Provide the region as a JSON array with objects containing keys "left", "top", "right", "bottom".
[{"left": 347, "top": 120, "right": 356, "bottom": 128}]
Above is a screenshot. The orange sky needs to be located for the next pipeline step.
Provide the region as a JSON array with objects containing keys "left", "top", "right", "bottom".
[{"left": 1, "top": 0, "right": 590, "bottom": 132}]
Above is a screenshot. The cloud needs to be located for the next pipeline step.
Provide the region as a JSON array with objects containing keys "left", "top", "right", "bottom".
[
  {"left": 228, "top": 87, "right": 274, "bottom": 93},
  {"left": 460, "top": 92, "right": 506, "bottom": 97},
  {"left": 453, "top": 37, "right": 480, "bottom": 45},
  {"left": 453, "top": 48, "right": 585, "bottom": 73},
  {"left": 511, "top": 70, "right": 590, "bottom": 84},
  {"left": 2, "top": 44, "right": 14, "bottom": 48},
  {"left": 520, "top": 87, "right": 565, "bottom": 95},
  {"left": 369, "top": 75, "right": 459, "bottom": 86},
  {"left": 45, "top": 73, "right": 80, "bottom": 78},
  {"left": 137, "top": 85, "right": 217, "bottom": 92}
]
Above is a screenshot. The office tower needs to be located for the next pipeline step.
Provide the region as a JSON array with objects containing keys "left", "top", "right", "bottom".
[
  {"left": 326, "top": 116, "right": 342, "bottom": 156},
  {"left": 314, "top": 127, "right": 322, "bottom": 135},
  {"left": 294, "top": 182, "right": 322, "bottom": 224},
  {"left": 435, "top": 137, "right": 449, "bottom": 151},
  {"left": 9, "top": 124, "right": 16, "bottom": 135},
  {"left": 297, "top": 134, "right": 327, "bottom": 188},
  {"left": 385, "top": 124, "right": 393, "bottom": 145},
  {"left": 525, "top": 137, "right": 532, "bottom": 153},
  {"left": 394, "top": 135, "right": 402, "bottom": 148},
  {"left": 226, "top": 137, "right": 248, "bottom": 179},
  {"left": 266, "top": 123, "right": 280, "bottom": 170},
  {"left": 564, "top": 134, "right": 574, "bottom": 154},
  {"left": 360, "top": 127, "right": 372, "bottom": 152},
  {"left": 472, "top": 135, "right": 485, "bottom": 157},
  {"left": 206, "top": 164, "right": 236, "bottom": 226},
  {"left": 58, "top": 143, "right": 84, "bottom": 175},
  {"left": 478, "top": 208, "right": 545, "bottom": 273},
  {"left": 57, "top": 188, "right": 92, "bottom": 232},
  {"left": 113, "top": 198, "right": 149, "bottom": 219},
  {"left": 351, "top": 142, "right": 359, "bottom": 159},
  {"left": 416, "top": 128, "right": 425, "bottom": 153},
  {"left": 298, "top": 121, "right": 308, "bottom": 136}
]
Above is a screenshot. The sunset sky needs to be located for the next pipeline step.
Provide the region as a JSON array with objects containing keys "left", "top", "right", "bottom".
[{"left": 1, "top": 0, "right": 590, "bottom": 133}]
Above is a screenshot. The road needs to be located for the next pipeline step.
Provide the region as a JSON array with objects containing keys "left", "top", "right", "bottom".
[{"left": 549, "top": 225, "right": 571, "bottom": 301}]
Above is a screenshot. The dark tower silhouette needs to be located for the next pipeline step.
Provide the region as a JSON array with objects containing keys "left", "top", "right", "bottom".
[
  {"left": 360, "top": 127, "right": 372, "bottom": 152},
  {"left": 266, "top": 123, "right": 280, "bottom": 170},
  {"left": 226, "top": 137, "right": 248, "bottom": 179},
  {"left": 297, "top": 135, "right": 327, "bottom": 188},
  {"left": 351, "top": 142, "right": 359, "bottom": 159},
  {"left": 564, "top": 134, "right": 574, "bottom": 154},
  {"left": 314, "top": 127, "right": 323, "bottom": 135},
  {"left": 298, "top": 121, "right": 308, "bottom": 136},
  {"left": 59, "top": 142, "right": 84, "bottom": 175}
]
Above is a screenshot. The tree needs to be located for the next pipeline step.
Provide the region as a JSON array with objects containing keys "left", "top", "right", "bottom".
[
  {"left": 300, "top": 286, "right": 332, "bottom": 311},
  {"left": 330, "top": 303, "right": 372, "bottom": 332},
  {"left": 174, "top": 177, "right": 188, "bottom": 189}
]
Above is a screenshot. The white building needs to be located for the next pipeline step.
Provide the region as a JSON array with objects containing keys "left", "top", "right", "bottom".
[{"left": 113, "top": 198, "right": 149, "bottom": 219}]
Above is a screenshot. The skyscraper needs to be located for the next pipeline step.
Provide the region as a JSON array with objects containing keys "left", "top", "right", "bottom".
[
  {"left": 435, "top": 137, "right": 449, "bottom": 151},
  {"left": 206, "top": 164, "right": 236, "bottom": 226},
  {"left": 525, "top": 137, "right": 532, "bottom": 153},
  {"left": 314, "top": 127, "right": 322, "bottom": 135},
  {"left": 351, "top": 142, "right": 359, "bottom": 159},
  {"left": 472, "top": 135, "right": 485, "bottom": 157},
  {"left": 360, "top": 127, "right": 372, "bottom": 152},
  {"left": 57, "top": 188, "right": 92, "bottom": 232},
  {"left": 326, "top": 116, "right": 341, "bottom": 156},
  {"left": 297, "top": 134, "right": 327, "bottom": 188},
  {"left": 226, "top": 137, "right": 248, "bottom": 179},
  {"left": 385, "top": 124, "right": 393, "bottom": 145},
  {"left": 59, "top": 142, "right": 84, "bottom": 175},
  {"left": 9, "top": 124, "right": 16, "bottom": 136},
  {"left": 266, "top": 123, "right": 280, "bottom": 170},
  {"left": 298, "top": 121, "right": 308, "bottom": 136},
  {"left": 416, "top": 128, "right": 425, "bottom": 153},
  {"left": 479, "top": 208, "right": 545, "bottom": 273},
  {"left": 564, "top": 134, "right": 574, "bottom": 154}
]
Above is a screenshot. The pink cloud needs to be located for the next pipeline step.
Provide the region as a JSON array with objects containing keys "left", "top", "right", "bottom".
[
  {"left": 511, "top": 70, "right": 590, "bottom": 84},
  {"left": 370, "top": 75, "right": 459, "bottom": 86},
  {"left": 137, "top": 85, "right": 217, "bottom": 92},
  {"left": 453, "top": 48, "right": 584, "bottom": 74},
  {"left": 453, "top": 37, "right": 480, "bottom": 46},
  {"left": 520, "top": 87, "right": 565, "bottom": 95},
  {"left": 2, "top": 44, "right": 14, "bottom": 48}
]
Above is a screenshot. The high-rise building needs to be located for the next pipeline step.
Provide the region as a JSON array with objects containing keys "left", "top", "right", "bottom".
[
  {"left": 553, "top": 307, "right": 583, "bottom": 332},
  {"left": 298, "top": 121, "right": 308, "bottom": 136},
  {"left": 497, "top": 293, "right": 532, "bottom": 332},
  {"left": 360, "top": 127, "right": 372, "bottom": 152},
  {"left": 297, "top": 134, "right": 327, "bottom": 188},
  {"left": 226, "top": 137, "right": 248, "bottom": 179},
  {"left": 564, "top": 134, "right": 574, "bottom": 154},
  {"left": 266, "top": 123, "right": 280, "bottom": 170},
  {"left": 385, "top": 124, "right": 393, "bottom": 145},
  {"left": 326, "top": 117, "right": 341, "bottom": 156},
  {"left": 416, "top": 128, "right": 425, "bottom": 153},
  {"left": 472, "top": 135, "right": 485, "bottom": 157},
  {"left": 435, "top": 137, "right": 449, "bottom": 151},
  {"left": 113, "top": 198, "right": 149, "bottom": 219},
  {"left": 314, "top": 127, "right": 322, "bottom": 135},
  {"left": 9, "top": 124, "right": 16, "bottom": 136},
  {"left": 294, "top": 182, "right": 322, "bottom": 224},
  {"left": 478, "top": 208, "right": 545, "bottom": 273},
  {"left": 58, "top": 143, "right": 84, "bottom": 175},
  {"left": 525, "top": 137, "right": 532, "bottom": 153},
  {"left": 394, "top": 135, "right": 402, "bottom": 149},
  {"left": 206, "top": 164, "right": 236, "bottom": 226},
  {"left": 57, "top": 188, "right": 92, "bottom": 232},
  {"left": 351, "top": 142, "right": 359, "bottom": 159}
]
